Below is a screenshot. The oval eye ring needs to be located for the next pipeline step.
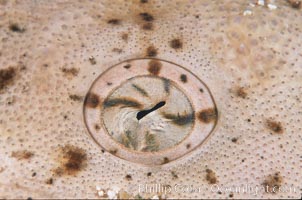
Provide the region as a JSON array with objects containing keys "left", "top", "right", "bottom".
[{"left": 83, "top": 58, "right": 218, "bottom": 166}]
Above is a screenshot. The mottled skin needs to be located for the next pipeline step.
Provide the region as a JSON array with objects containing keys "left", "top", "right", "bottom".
[{"left": 0, "top": 0, "right": 301, "bottom": 199}]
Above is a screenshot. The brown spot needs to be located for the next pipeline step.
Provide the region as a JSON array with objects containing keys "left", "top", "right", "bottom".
[
  {"left": 147, "top": 172, "right": 152, "bottom": 177},
  {"left": 109, "top": 149, "right": 118, "bottom": 154},
  {"left": 9, "top": 23, "right": 25, "bottom": 33},
  {"left": 142, "top": 22, "right": 153, "bottom": 30},
  {"left": 170, "top": 39, "right": 183, "bottom": 49},
  {"left": 287, "top": 0, "right": 301, "bottom": 9},
  {"left": 186, "top": 143, "right": 191, "bottom": 149},
  {"left": 229, "top": 193, "right": 234, "bottom": 198},
  {"left": 55, "top": 145, "right": 87, "bottom": 176},
  {"left": 180, "top": 74, "right": 187, "bottom": 83},
  {"left": 163, "top": 113, "right": 195, "bottom": 126},
  {"left": 206, "top": 169, "right": 217, "bottom": 184},
  {"left": 125, "top": 174, "right": 132, "bottom": 181},
  {"left": 235, "top": 87, "right": 248, "bottom": 98},
  {"left": 148, "top": 60, "right": 162, "bottom": 75},
  {"left": 199, "top": 88, "right": 204, "bottom": 93},
  {"left": 140, "top": 0, "right": 148, "bottom": 3},
  {"left": 11, "top": 150, "right": 34, "bottom": 160},
  {"left": 263, "top": 172, "right": 283, "bottom": 193},
  {"left": 45, "top": 178, "right": 53, "bottom": 185},
  {"left": 89, "top": 57, "right": 97, "bottom": 65},
  {"left": 231, "top": 138, "right": 238, "bottom": 143},
  {"left": 61, "top": 67, "right": 79, "bottom": 77},
  {"left": 32, "top": 172, "right": 37, "bottom": 177},
  {"left": 266, "top": 119, "right": 284, "bottom": 134},
  {"left": 198, "top": 108, "right": 218, "bottom": 123},
  {"left": 123, "top": 64, "right": 131, "bottom": 69},
  {"left": 139, "top": 12, "right": 154, "bottom": 22},
  {"left": 94, "top": 124, "right": 100, "bottom": 130},
  {"left": 69, "top": 94, "right": 83, "bottom": 102},
  {"left": 103, "top": 97, "right": 142, "bottom": 108},
  {"left": 121, "top": 33, "right": 128, "bottom": 41},
  {"left": 107, "top": 19, "right": 121, "bottom": 25},
  {"left": 84, "top": 93, "right": 100, "bottom": 108},
  {"left": 146, "top": 46, "right": 158, "bottom": 57},
  {"left": 162, "top": 157, "right": 169, "bottom": 164},
  {"left": 0, "top": 67, "right": 16, "bottom": 91},
  {"left": 112, "top": 48, "right": 123, "bottom": 53},
  {"left": 171, "top": 171, "right": 178, "bottom": 179}
]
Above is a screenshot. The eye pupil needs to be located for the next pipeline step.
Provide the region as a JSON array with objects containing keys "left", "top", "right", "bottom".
[{"left": 136, "top": 101, "right": 166, "bottom": 120}]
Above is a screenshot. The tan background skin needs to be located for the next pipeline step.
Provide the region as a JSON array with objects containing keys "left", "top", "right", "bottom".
[{"left": 0, "top": 0, "right": 301, "bottom": 199}]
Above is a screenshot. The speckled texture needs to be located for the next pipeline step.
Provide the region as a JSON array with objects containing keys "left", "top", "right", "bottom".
[{"left": 0, "top": 0, "right": 301, "bottom": 199}]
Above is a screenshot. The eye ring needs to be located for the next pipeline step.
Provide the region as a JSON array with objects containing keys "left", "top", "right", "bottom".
[{"left": 83, "top": 58, "right": 218, "bottom": 166}]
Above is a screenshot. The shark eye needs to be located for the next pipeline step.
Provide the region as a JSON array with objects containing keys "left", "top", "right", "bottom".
[{"left": 84, "top": 58, "right": 218, "bottom": 165}]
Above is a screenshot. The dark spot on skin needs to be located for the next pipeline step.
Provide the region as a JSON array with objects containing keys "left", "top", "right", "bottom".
[
  {"left": 121, "top": 33, "right": 128, "bottom": 41},
  {"left": 107, "top": 82, "right": 112, "bottom": 86},
  {"left": 61, "top": 67, "right": 79, "bottom": 76},
  {"left": 63, "top": 115, "right": 68, "bottom": 120},
  {"left": 125, "top": 174, "right": 132, "bottom": 181},
  {"left": 43, "top": 64, "right": 49, "bottom": 68},
  {"left": 140, "top": 0, "right": 148, "bottom": 3},
  {"left": 32, "top": 172, "right": 36, "bottom": 177},
  {"left": 217, "top": 191, "right": 222, "bottom": 195},
  {"left": 229, "top": 193, "right": 234, "bottom": 198},
  {"left": 163, "top": 113, "right": 195, "bottom": 126},
  {"left": 139, "top": 12, "right": 154, "bottom": 22},
  {"left": 260, "top": 156, "right": 264, "bottom": 159},
  {"left": 198, "top": 108, "right": 218, "bottom": 123},
  {"left": 103, "top": 98, "right": 142, "bottom": 108},
  {"left": 146, "top": 46, "right": 158, "bottom": 57},
  {"left": 171, "top": 171, "right": 178, "bottom": 179},
  {"left": 107, "top": 19, "right": 121, "bottom": 25},
  {"left": 132, "top": 84, "right": 148, "bottom": 97},
  {"left": 162, "top": 157, "right": 169, "bottom": 164},
  {"left": 123, "top": 64, "right": 131, "bottom": 69},
  {"left": 180, "top": 74, "right": 187, "bottom": 83},
  {"left": 147, "top": 172, "right": 152, "bottom": 177},
  {"left": 247, "top": 119, "right": 251, "bottom": 122},
  {"left": 0, "top": 67, "right": 16, "bottom": 91},
  {"left": 262, "top": 172, "right": 283, "bottom": 193},
  {"left": 45, "top": 178, "right": 53, "bottom": 185},
  {"left": 101, "top": 149, "right": 105, "bottom": 153},
  {"left": 206, "top": 169, "right": 217, "bottom": 184},
  {"left": 89, "top": 57, "right": 96, "bottom": 65},
  {"left": 94, "top": 124, "right": 100, "bottom": 130},
  {"left": 9, "top": 23, "right": 25, "bottom": 33},
  {"left": 54, "top": 145, "right": 87, "bottom": 176},
  {"left": 148, "top": 60, "right": 162, "bottom": 75},
  {"left": 142, "top": 22, "right": 153, "bottom": 30},
  {"left": 236, "top": 87, "right": 247, "bottom": 98},
  {"left": 84, "top": 93, "right": 100, "bottom": 108},
  {"left": 69, "top": 94, "right": 83, "bottom": 102},
  {"left": 11, "top": 150, "right": 34, "bottom": 160},
  {"left": 112, "top": 48, "right": 123, "bottom": 53},
  {"left": 241, "top": 159, "right": 245, "bottom": 162},
  {"left": 170, "top": 39, "right": 183, "bottom": 49},
  {"left": 266, "top": 119, "right": 284, "bottom": 134},
  {"left": 163, "top": 78, "right": 170, "bottom": 93},
  {"left": 27, "top": 197, "right": 32, "bottom": 200},
  {"left": 199, "top": 88, "right": 204, "bottom": 93},
  {"left": 231, "top": 138, "right": 238, "bottom": 143},
  {"left": 287, "top": 0, "right": 301, "bottom": 9},
  {"left": 109, "top": 149, "right": 118, "bottom": 154},
  {"left": 195, "top": 15, "right": 200, "bottom": 19},
  {"left": 186, "top": 143, "right": 191, "bottom": 149}
]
